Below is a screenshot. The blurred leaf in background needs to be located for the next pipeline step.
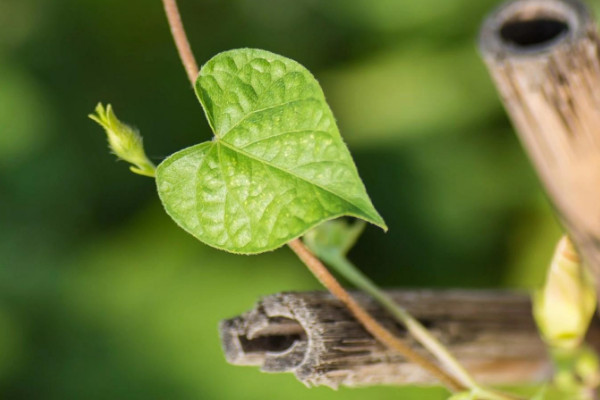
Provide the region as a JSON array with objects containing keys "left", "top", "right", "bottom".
[{"left": 0, "top": 0, "right": 566, "bottom": 398}]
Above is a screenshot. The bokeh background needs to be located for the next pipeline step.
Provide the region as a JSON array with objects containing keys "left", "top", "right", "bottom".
[{"left": 2, "top": 0, "right": 594, "bottom": 398}]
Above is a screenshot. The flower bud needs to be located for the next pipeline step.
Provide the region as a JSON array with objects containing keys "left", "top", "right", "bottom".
[
  {"left": 89, "top": 103, "right": 155, "bottom": 177},
  {"left": 534, "top": 236, "right": 597, "bottom": 350}
]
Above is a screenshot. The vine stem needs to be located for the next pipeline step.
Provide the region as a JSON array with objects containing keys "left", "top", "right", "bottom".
[
  {"left": 287, "top": 239, "right": 464, "bottom": 391},
  {"left": 160, "top": 0, "right": 464, "bottom": 393},
  {"left": 162, "top": 0, "right": 199, "bottom": 84}
]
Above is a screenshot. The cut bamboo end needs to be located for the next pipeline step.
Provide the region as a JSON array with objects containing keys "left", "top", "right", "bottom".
[
  {"left": 479, "top": 0, "right": 590, "bottom": 59},
  {"left": 479, "top": 0, "right": 600, "bottom": 291}
]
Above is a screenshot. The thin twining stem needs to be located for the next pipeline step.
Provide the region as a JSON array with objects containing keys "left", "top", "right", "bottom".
[
  {"left": 162, "top": 0, "right": 199, "bottom": 84},
  {"left": 288, "top": 239, "right": 464, "bottom": 391}
]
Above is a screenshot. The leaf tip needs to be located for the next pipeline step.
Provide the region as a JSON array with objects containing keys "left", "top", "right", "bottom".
[
  {"left": 368, "top": 214, "right": 388, "bottom": 232},
  {"left": 379, "top": 220, "right": 389, "bottom": 232}
]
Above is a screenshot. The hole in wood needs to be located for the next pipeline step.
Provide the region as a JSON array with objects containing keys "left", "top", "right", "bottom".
[
  {"left": 238, "top": 317, "right": 307, "bottom": 356},
  {"left": 500, "top": 17, "right": 569, "bottom": 47},
  {"left": 239, "top": 333, "right": 304, "bottom": 354}
]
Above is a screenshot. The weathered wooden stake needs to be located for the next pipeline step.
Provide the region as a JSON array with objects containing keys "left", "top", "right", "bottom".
[
  {"left": 480, "top": 0, "right": 600, "bottom": 294},
  {"left": 221, "top": 290, "right": 600, "bottom": 388}
]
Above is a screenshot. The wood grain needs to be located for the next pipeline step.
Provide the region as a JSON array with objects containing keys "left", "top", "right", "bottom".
[
  {"left": 221, "top": 290, "right": 600, "bottom": 388},
  {"left": 479, "top": 0, "right": 600, "bottom": 293}
]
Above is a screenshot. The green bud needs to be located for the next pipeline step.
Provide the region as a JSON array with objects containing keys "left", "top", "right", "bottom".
[
  {"left": 89, "top": 103, "right": 156, "bottom": 177},
  {"left": 534, "top": 236, "right": 597, "bottom": 350}
]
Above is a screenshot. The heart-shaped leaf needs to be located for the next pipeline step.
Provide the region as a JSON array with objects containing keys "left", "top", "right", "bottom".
[{"left": 156, "top": 49, "right": 386, "bottom": 254}]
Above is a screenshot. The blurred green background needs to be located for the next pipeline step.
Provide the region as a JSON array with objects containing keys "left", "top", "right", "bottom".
[{"left": 1, "top": 0, "right": 587, "bottom": 398}]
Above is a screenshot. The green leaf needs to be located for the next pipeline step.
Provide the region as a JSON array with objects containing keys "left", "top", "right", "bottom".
[
  {"left": 304, "top": 219, "right": 366, "bottom": 258},
  {"left": 156, "top": 49, "right": 386, "bottom": 254}
]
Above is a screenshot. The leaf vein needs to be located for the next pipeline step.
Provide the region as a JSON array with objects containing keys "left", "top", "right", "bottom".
[
  {"left": 219, "top": 98, "right": 320, "bottom": 140},
  {"left": 239, "top": 129, "right": 332, "bottom": 149},
  {"left": 218, "top": 140, "right": 361, "bottom": 213},
  {"left": 216, "top": 143, "right": 252, "bottom": 243}
]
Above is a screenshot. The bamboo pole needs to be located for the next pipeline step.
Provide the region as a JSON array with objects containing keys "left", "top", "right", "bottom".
[{"left": 479, "top": 0, "right": 600, "bottom": 295}]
